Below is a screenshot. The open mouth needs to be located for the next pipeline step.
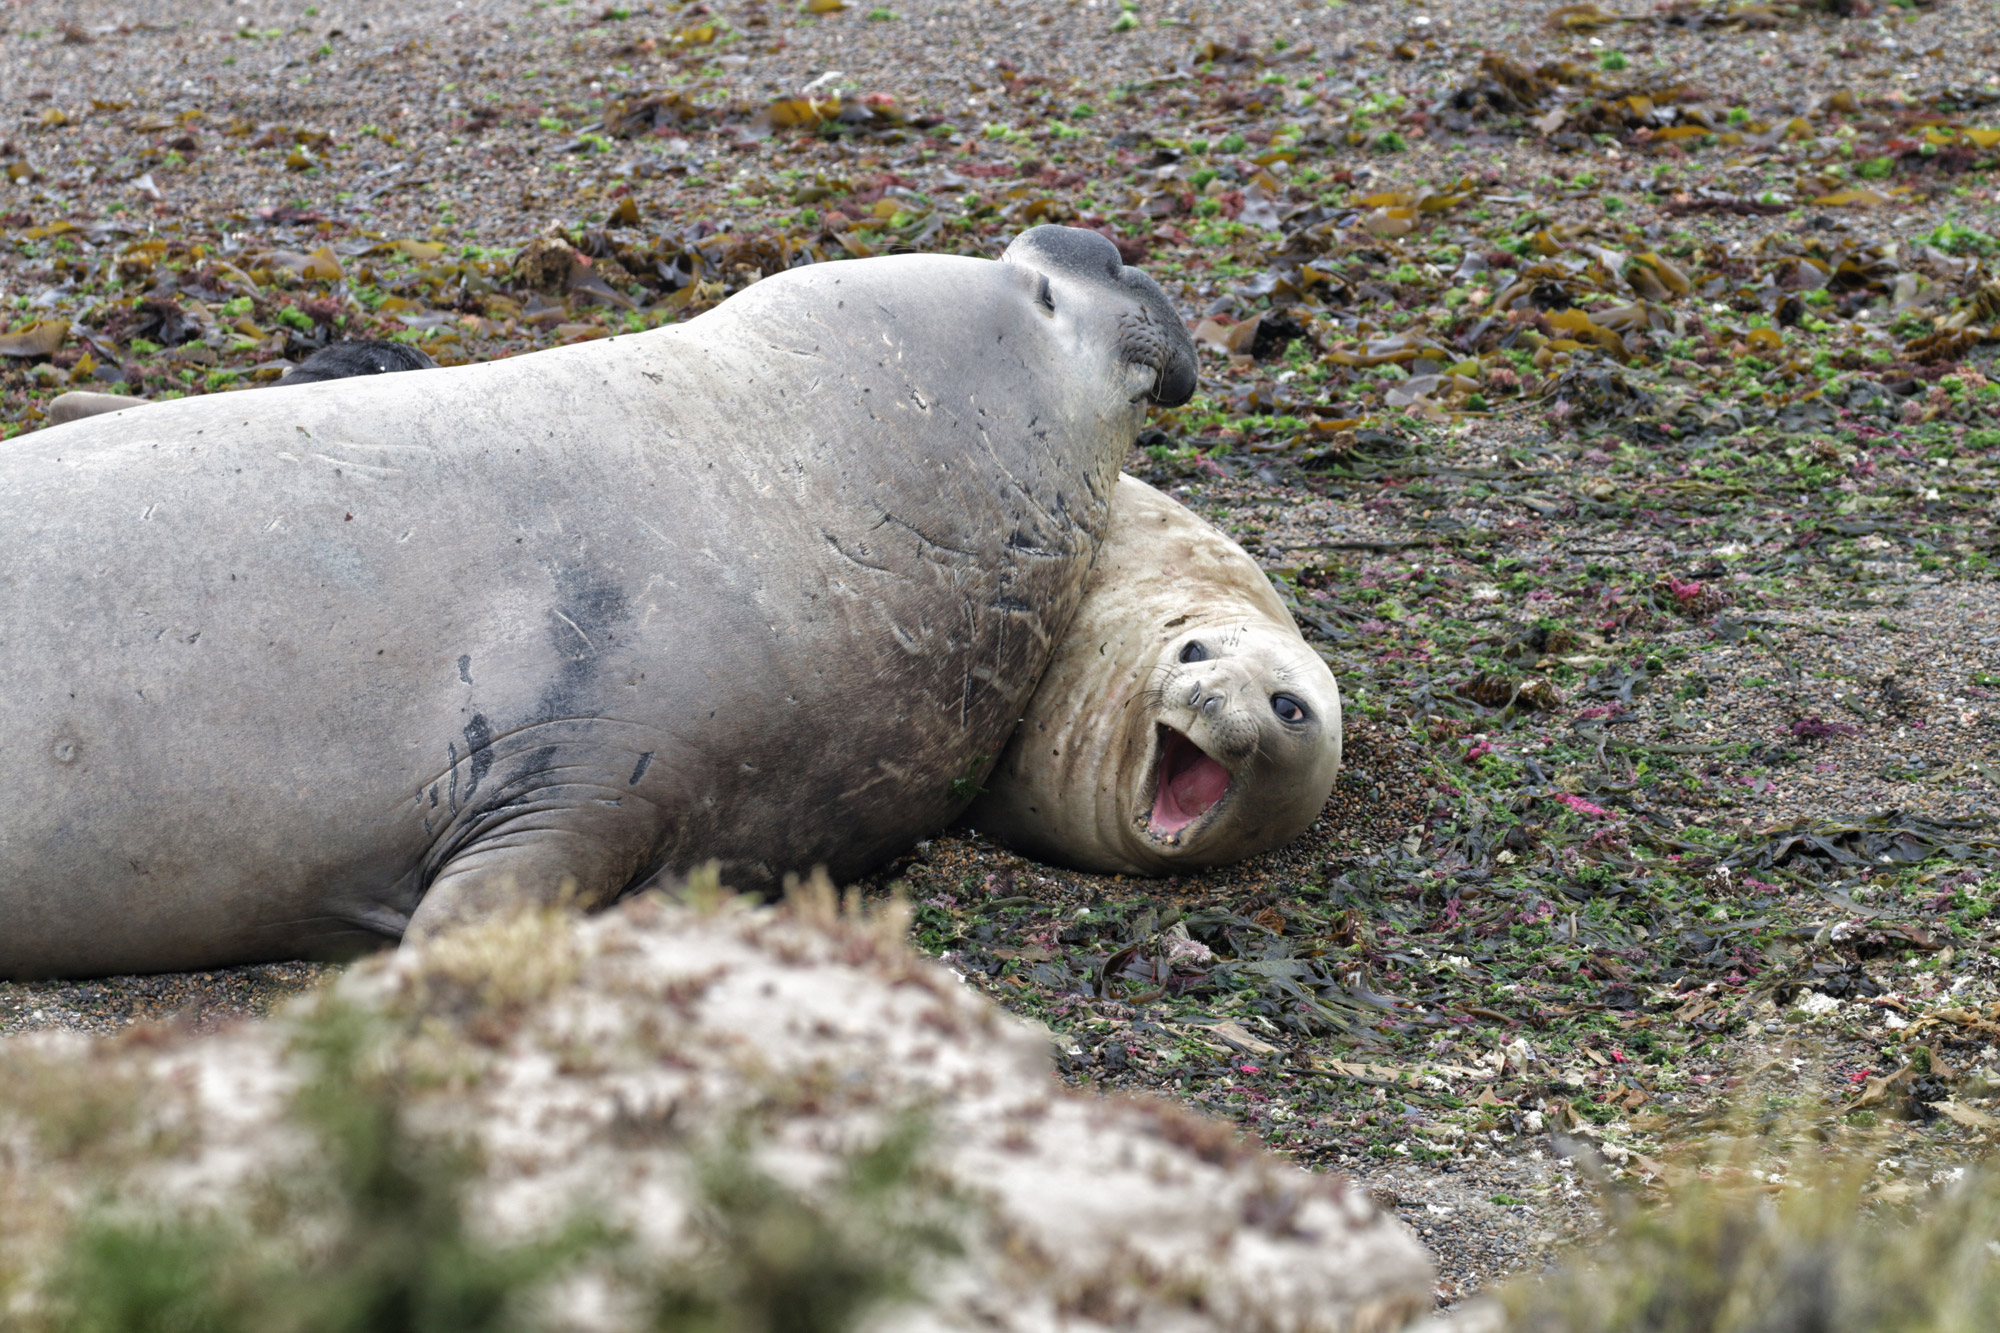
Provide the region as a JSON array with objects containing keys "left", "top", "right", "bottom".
[{"left": 1145, "top": 724, "right": 1231, "bottom": 838}]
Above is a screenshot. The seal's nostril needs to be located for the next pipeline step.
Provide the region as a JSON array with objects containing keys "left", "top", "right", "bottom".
[
  {"left": 1149, "top": 354, "right": 1198, "bottom": 408},
  {"left": 1187, "top": 683, "right": 1203, "bottom": 709},
  {"left": 1201, "top": 694, "right": 1222, "bottom": 717}
]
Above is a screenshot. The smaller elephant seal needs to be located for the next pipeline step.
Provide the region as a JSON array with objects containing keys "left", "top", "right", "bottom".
[
  {"left": 277, "top": 339, "right": 438, "bottom": 384},
  {"left": 43, "top": 341, "right": 437, "bottom": 424},
  {"left": 968, "top": 473, "right": 1341, "bottom": 876}
]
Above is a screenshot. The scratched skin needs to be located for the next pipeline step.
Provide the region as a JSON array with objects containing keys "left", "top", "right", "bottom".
[{"left": 0, "top": 226, "right": 1196, "bottom": 978}]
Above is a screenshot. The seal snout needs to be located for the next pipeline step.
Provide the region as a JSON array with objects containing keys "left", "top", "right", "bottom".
[
  {"left": 1118, "top": 288, "right": 1198, "bottom": 407},
  {"left": 1149, "top": 360, "right": 1198, "bottom": 408},
  {"left": 1137, "top": 310, "right": 1199, "bottom": 407},
  {"left": 1001, "top": 224, "right": 1197, "bottom": 409},
  {"left": 1187, "top": 682, "right": 1227, "bottom": 718}
]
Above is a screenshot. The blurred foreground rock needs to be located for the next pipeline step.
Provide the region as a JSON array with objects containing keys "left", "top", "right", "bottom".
[{"left": 0, "top": 884, "right": 1433, "bottom": 1332}]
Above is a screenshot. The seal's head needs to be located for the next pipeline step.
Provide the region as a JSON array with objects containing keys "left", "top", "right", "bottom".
[
  {"left": 966, "top": 474, "right": 1343, "bottom": 878},
  {"left": 280, "top": 340, "right": 439, "bottom": 385},
  {"left": 1117, "top": 618, "right": 1342, "bottom": 870},
  {"left": 999, "top": 225, "right": 1198, "bottom": 408}
]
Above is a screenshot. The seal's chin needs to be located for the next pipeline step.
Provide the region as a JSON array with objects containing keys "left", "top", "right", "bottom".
[{"left": 1143, "top": 724, "right": 1231, "bottom": 840}]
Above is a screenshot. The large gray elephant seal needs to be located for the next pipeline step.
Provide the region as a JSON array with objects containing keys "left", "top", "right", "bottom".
[
  {"left": 0, "top": 225, "right": 1196, "bottom": 979},
  {"left": 967, "top": 473, "right": 1340, "bottom": 876}
]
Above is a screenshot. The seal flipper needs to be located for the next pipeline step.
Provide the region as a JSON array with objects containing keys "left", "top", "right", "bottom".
[
  {"left": 46, "top": 391, "right": 149, "bottom": 425},
  {"left": 404, "top": 817, "right": 655, "bottom": 945}
]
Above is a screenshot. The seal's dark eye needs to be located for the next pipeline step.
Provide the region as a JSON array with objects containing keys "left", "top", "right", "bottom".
[
  {"left": 1178, "top": 640, "right": 1207, "bottom": 664},
  {"left": 1272, "top": 694, "right": 1307, "bottom": 724},
  {"left": 1035, "top": 274, "right": 1055, "bottom": 313}
]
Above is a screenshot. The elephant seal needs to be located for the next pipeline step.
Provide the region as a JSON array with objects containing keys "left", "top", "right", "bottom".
[
  {"left": 44, "top": 342, "right": 437, "bottom": 425},
  {"left": 277, "top": 339, "right": 437, "bottom": 384},
  {"left": 0, "top": 225, "right": 1196, "bottom": 979},
  {"left": 968, "top": 473, "right": 1340, "bottom": 876}
]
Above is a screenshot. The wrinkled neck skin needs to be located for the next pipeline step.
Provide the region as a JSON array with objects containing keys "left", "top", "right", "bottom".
[{"left": 971, "top": 474, "right": 1342, "bottom": 876}]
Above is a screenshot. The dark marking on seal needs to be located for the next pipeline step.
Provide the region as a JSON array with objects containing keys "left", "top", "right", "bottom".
[
  {"left": 446, "top": 741, "right": 460, "bottom": 812},
  {"left": 629, "top": 751, "right": 654, "bottom": 786},
  {"left": 463, "top": 713, "right": 495, "bottom": 799},
  {"left": 1006, "top": 529, "right": 1058, "bottom": 558},
  {"left": 522, "top": 565, "right": 634, "bottom": 737},
  {"left": 991, "top": 596, "right": 1033, "bottom": 615},
  {"left": 457, "top": 654, "right": 472, "bottom": 685},
  {"left": 543, "top": 568, "right": 629, "bottom": 662}
]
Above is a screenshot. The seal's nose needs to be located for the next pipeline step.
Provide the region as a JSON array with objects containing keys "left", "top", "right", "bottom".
[
  {"left": 1185, "top": 682, "right": 1227, "bottom": 717},
  {"left": 1148, "top": 350, "right": 1198, "bottom": 407}
]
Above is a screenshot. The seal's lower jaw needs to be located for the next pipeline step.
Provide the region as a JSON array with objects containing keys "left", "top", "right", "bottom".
[{"left": 1142, "top": 724, "right": 1231, "bottom": 842}]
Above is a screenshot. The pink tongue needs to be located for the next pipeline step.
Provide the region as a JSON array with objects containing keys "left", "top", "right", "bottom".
[{"left": 1150, "top": 730, "right": 1230, "bottom": 834}]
